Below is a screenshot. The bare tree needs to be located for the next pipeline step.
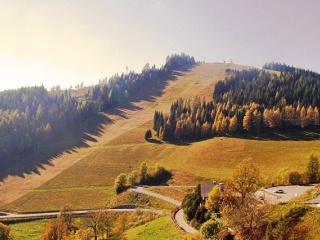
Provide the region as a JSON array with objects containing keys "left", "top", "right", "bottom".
[{"left": 59, "top": 204, "right": 74, "bottom": 231}]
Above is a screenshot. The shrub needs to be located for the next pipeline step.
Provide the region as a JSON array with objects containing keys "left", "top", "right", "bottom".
[
  {"left": 200, "top": 219, "right": 220, "bottom": 239},
  {"left": 145, "top": 129, "right": 152, "bottom": 140}
]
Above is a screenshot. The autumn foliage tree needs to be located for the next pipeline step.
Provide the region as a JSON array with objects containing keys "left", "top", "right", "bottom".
[
  {"left": 231, "top": 158, "right": 261, "bottom": 204},
  {"left": 0, "top": 223, "right": 14, "bottom": 240},
  {"left": 205, "top": 186, "right": 221, "bottom": 214},
  {"left": 153, "top": 64, "right": 320, "bottom": 142},
  {"left": 114, "top": 173, "right": 128, "bottom": 194},
  {"left": 221, "top": 158, "right": 272, "bottom": 240},
  {"left": 114, "top": 163, "right": 171, "bottom": 194},
  {"left": 42, "top": 218, "right": 68, "bottom": 240}
]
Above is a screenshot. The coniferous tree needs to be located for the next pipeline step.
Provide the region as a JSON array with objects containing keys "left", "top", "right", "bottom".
[{"left": 306, "top": 153, "right": 319, "bottom": 183}]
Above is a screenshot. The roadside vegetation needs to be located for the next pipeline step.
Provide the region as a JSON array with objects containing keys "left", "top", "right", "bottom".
[
  {"left": 114, "top": 162, "right": 171, "bottom": 194},
  {"left": 6, "top": 207, "right": 164, "bottom": 240},
  {"left": 181, "top": 156, "right": 320, "bottom": 240}
]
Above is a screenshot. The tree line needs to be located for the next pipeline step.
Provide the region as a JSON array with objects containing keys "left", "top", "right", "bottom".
[
  {"left": 153, "top": 64, "right": 320, "bottom": 141},
  {"left": 114, "top": 162, "right": 171, "bottom": 194},
  {"left": 214, "top": 64, "right": 320, "bottom": 108},
  {"left": 0, "top": 53, "right": 195, "bottom": 172}
]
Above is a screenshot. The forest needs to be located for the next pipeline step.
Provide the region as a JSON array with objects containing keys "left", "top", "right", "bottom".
[
  {"left": 0, "top": 53, "right": 195, "bottom": 171},
  {"left": 153, "top": 63, "right": 320, "bottom": 141}
]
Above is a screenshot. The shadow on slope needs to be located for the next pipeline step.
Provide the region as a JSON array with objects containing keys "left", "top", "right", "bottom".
[
  {"left": 233, "top": 129, "right": 320, "bottom": 141},
  {"left": 149, "top": 129, "right": 320, "bottom": 148},
  {"left": 0, "top": 66, "right": 195, "bottom": 182},
  {"left": 0, "top": 112, "right": 113, "bottom": 182}
]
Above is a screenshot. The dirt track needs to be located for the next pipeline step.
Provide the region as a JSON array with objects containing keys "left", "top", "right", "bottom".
[{"left": 0, "top": 63, "right": 248, "bottom": 207}]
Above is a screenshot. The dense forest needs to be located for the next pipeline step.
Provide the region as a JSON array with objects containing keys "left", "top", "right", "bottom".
[
  {"left": 0, "top": 53, "right": 195, "bottom": 171},
  {"left": 153, "top": 63, "right": 320, "bottom": 141}
]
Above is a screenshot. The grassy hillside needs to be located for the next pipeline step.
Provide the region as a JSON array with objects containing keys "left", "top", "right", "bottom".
[
  {"left": 9, "top": 219, "right": 49, "bottom": 240},
  {"left": 123, "top": 216, "right": 184, "bottom": 240},
  {"left": 2, "top": 63, "right": 319, "bottom": 213}
]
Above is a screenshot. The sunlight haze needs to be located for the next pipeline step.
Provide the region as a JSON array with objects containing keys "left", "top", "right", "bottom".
[{"left": 1, "top": 0, "right": 319, "bottom": 91}]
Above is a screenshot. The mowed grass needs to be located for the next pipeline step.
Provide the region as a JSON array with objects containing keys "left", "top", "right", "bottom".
[
  {"left": 9, "top": 219, "right": 49, "bottom": 240},
  {"left": 123, "top": 216, "right": 183, "bottom": 240},
  {"left": 4, "top": 63, "right": 320, "bottom": 213}
]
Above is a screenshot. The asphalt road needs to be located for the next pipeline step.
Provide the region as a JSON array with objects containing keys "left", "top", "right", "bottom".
[
  {"left": 131, "top": 186, "right": 197, "bottom": 234},
  {"left": 0, "top": 208, "right": 162, "bottom": 222},
  {"left": 131, "top": 186, "right": 182, "bottom": 206},
  {"left": 1, "top": 186, "right": 197, "bottom": 234},
  {"left": 256, "top": 184, "right": 316, "bottom": 204}
]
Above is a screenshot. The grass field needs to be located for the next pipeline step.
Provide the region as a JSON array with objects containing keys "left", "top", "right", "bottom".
[
  {"left": 2, "top": 63, "right": 320, "bottom": 214},
  {"left": 123, "top": 216, "right": 184, "bottom": 240},
  {"left": 9, "top": 219, "right": 49, "bottom": 240}
]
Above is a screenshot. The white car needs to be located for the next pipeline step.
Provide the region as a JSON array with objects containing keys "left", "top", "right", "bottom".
[{"left": 273, "top": 189, "right": 284, "bottom": 194}]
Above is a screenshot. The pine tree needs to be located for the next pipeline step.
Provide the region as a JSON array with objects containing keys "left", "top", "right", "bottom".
[
  {"left": 228, "top": 115, "right": 238, "bottom": 133},
  {"left": 243, "top": 110, "right": 252, "bottom": 132},
  {"left": 306, "top": 153, "right": 319, "bottom": 183}
]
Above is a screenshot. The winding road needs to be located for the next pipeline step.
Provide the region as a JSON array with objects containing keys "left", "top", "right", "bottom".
[
  {"left": 0, "top": 186, "right": 197, "bottom": 234},
  {"left": 131, "top": 186, "right": 197, "bottom": 234}
]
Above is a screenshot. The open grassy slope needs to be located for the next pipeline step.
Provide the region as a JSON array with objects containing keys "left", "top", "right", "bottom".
[
  {"left": 2, "top": 63, "right": 319, "bottom": 213},
  {"left": 123, "top": 216, "right": 184, "bottom": 240},
  {"left": 1, "top": 62, "right": 244, "bottom": 211}
]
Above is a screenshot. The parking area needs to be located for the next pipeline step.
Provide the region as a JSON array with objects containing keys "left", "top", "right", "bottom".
[{"left": 256, "top": 184, "right": 317, "bottom": 204}]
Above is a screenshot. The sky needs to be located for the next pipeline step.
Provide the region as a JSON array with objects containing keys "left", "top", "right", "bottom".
[{"left": 1, "top": 0, "right": 320, "bottom": 91}]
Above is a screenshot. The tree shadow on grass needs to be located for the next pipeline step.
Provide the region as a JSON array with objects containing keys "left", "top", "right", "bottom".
[
  {"left": 127, "top": 65, "right": 196, "bottom": 104},
  {"left": 0, "top": 113, "right": 113, "bottom": 182},
  {"left": 0, "top": 65, "right": 197, "bottom": 182},
  {"left": 146, "top": 138, "right": 164, "bottom": 144},
  {"left": 156, "top": 129, "right": 320, "bottom": 147},
  {"left": 232, "top": 129, "right": 320, "bottom": 141}
]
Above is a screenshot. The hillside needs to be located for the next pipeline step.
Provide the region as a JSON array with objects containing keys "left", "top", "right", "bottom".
[
  {"left": 2, "top": 62, "right": 320, "bottom": 214},
  {"left": 0, "top": 62, "right": 248, "bottom": 209}
]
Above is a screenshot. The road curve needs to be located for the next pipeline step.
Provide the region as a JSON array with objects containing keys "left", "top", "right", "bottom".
[
  {"left": 1, "top": 187, "right": 197, "bottom": 234},
  {"left": 131, "top": 187, "right": 182, "bottom": 206},
  {"left": 175, "top": 209, "right": 198, "bottom": 234},
  {"left": 131, "top": 186, "right": 197, "bottom": 234}
]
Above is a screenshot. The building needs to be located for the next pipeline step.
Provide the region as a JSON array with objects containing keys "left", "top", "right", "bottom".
[{"left": 200, "top": 181, "right": 224, "bottom": 201}]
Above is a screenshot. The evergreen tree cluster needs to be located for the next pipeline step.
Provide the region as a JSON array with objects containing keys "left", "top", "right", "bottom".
[
  {"left": 89, "top": 53, "right": 195, "bottom": 111},
  {"left": 114, "top": 162, "right": 171, "bottom": 194},
  {"left": 0, "top": 53, "right": 195, "bottom": 171},
  {"left": 154, "top": 64, "right": 320, "bottom": 141},
  {"left": 0, "top": 86, "right": 96, "bottom": 169},
  {"left": 164, "top": 53, "right": 196, "bottom": 71},
  {"left": 214, "top": 64, "right": 320, "bottom": 107}
]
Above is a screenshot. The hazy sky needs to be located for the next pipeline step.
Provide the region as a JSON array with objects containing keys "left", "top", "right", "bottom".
[{"left": 1, "top": 0, "right": 319, "bottom": 91}]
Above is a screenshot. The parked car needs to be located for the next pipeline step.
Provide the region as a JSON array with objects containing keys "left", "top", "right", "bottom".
[{"left": 274, "top": 189, "right": 284, "bottom": 194}]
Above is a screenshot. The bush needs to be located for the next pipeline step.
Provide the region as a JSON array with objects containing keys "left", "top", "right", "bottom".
[
  {"left": 288, "top": 171, "right": 302, "bottom": 185},
  {"left": 114, "top": 173, "right": 128, "bottom": 194},
  {"left": 0, "top": 223, "right": 14, "bottom": 240},
  {"left": 145, "top": 129, "right": 152, "bottom": 140},
  {"left": 200, "top": 219, "right": 220, "bottom": 239}
]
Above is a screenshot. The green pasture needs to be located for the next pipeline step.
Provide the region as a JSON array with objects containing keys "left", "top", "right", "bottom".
[{"left": 123, "top": 216, "right": 183, "bottom": 240}]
